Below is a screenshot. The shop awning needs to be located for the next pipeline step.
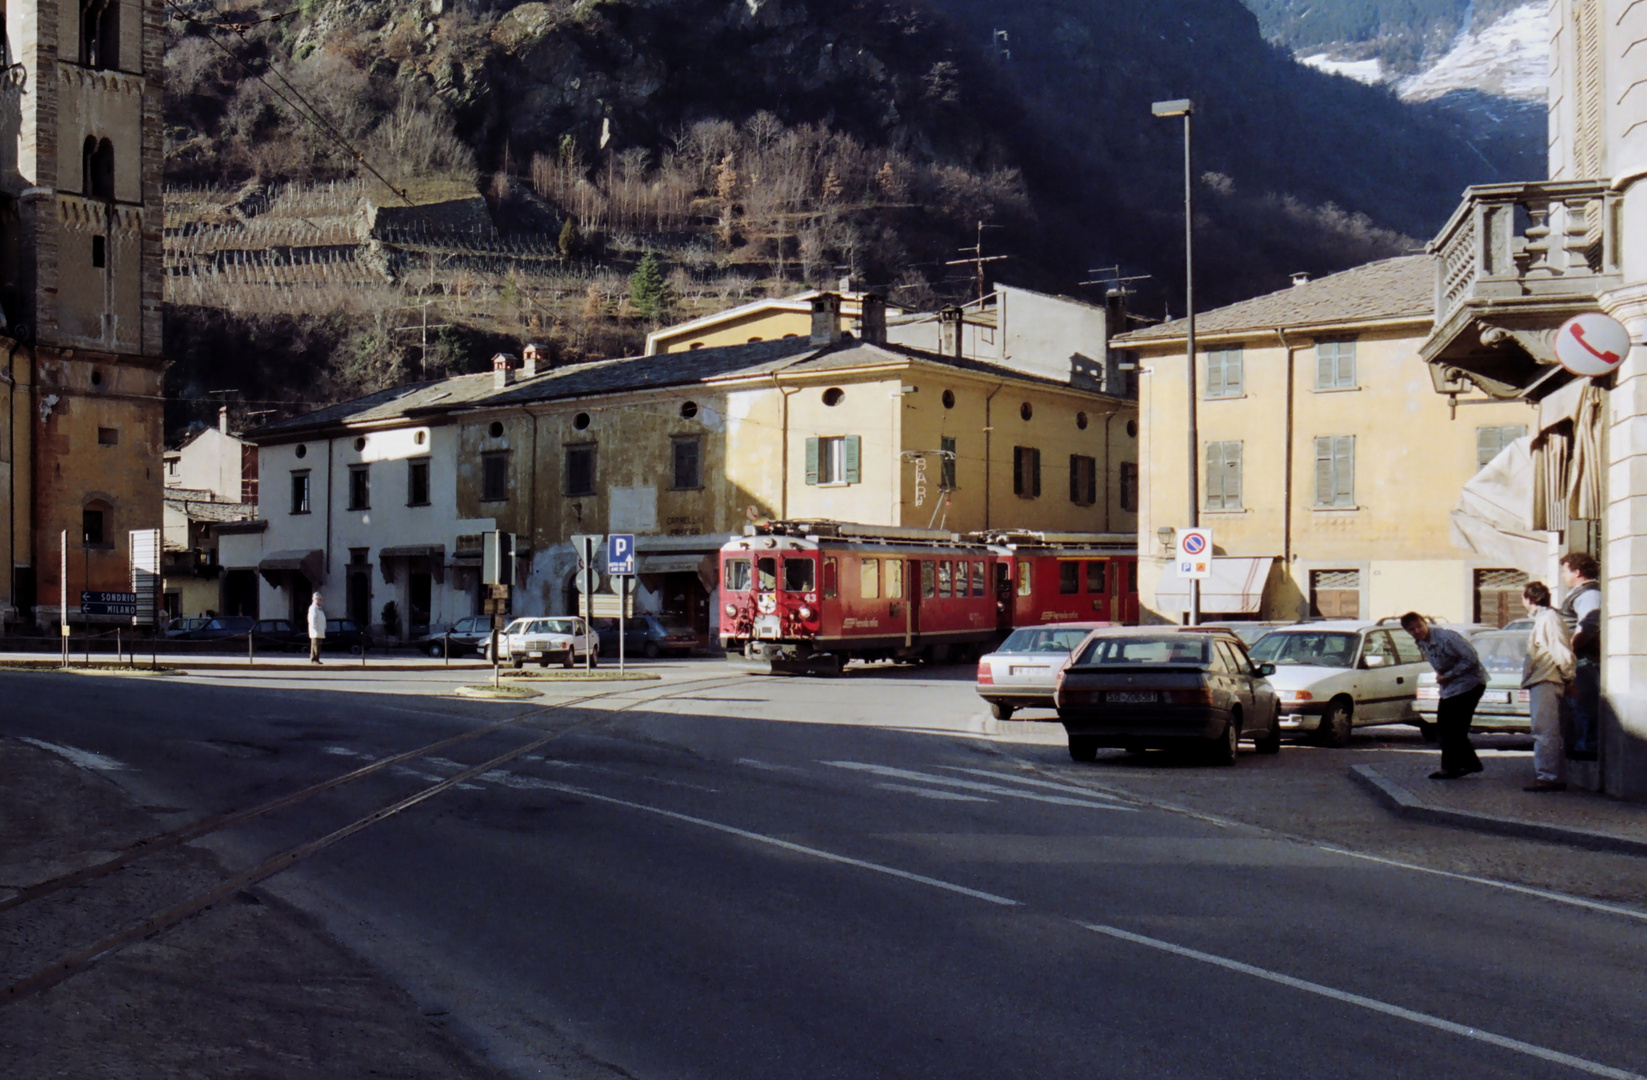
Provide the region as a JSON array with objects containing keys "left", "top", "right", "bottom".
[
  {"left": 1450, "top": 435, "right": 1549, "bottom": 574},
  {"left": 637, "top": 552, "right": 719, "bottom": 593},
  {"left": 379, "top": 544, "right": 445, "bottom": 585},
  {"left": 258, "top": 549, "right": 324, "bottom": 588},
  {"left": 1155, "top": 557, "right": 1274, "bottom": 616}
]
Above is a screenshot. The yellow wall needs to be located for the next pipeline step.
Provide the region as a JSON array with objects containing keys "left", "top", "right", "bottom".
[
  {"left": 1134, "top": 326, "right": 1536, "bottom": 622},
  {"left": 654, "top": 309, "right": 815, "bottom": 353}
]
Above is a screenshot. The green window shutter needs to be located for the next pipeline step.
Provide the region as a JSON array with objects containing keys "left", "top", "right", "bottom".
[
  {"left": 1228, "top": 349, "right": 1243, "bottom": 395},
  {"left": 1337, "top": 342, "right": 1355, "bottom": 388},
  {"left": 1316, "top": 346, "right": 1334, "bottom": 390},
  {"left": 1013, "top": 448, "right": 1024, "bottom": 496},
  {"left": 1205, "top": 442, "right": 1222, "bottom": 509},
  {"left": 1334, "top": 436, "right": 1354, "bottom": 506},
  {"left": 1069, "top": 454, "right": 1080, "bottom": 503},
  {"left": 1085, "top": 458, "right": 1098, "bottom": 506},
  {"left": 1206, "top": 353, "right": 1224, "bottom": 398},
  {"left": 1031, "top": 448, "right": 1041, "bottom": 498},
  {"left": 1225, "top": 443, "right": 1242, "bottom": 509},
  {"left": 844, "top": 435, "right": 861, "bottom": 484},
  {"left": 1314, "top": 437, "right": 1332, "bottom": 505},
  {"left": 805, "top": 437, "right": 819, "bottom": 486}
]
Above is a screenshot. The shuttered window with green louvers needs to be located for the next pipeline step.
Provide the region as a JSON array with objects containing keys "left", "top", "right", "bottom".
[
  {"left": 1204, "top": 441, "right": 1242, "bottom": 510},
  {"left": 1314, "top": 436, "right": 1355, "bottom": 507},
  {"left": 805, "top": 436, "right": 861, "bottom": 485}
]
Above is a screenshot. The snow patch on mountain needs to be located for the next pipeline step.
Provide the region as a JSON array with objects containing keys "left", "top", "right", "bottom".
[
  {"left": 1297, "top": 54, "right": 1385, "bottom": 86},
  {"left": 1397, "top": 2, "right": 1547, "bottom": 103}
]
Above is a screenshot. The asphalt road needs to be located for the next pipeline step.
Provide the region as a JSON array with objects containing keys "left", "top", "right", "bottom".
[{"left": 5, "top": 665, "right": 1646, "bottom": 1079}]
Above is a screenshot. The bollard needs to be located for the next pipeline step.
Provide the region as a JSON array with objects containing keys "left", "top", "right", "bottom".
[
  {"left": 116, "top": 627, "right": 121, "bottom": 667},
  {"left": 248, "top": 631, "right": 254, "bottom": 666}
]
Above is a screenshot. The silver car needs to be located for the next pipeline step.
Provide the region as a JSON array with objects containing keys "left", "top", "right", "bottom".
[
  {"left": 975, "top": 622, "right": 1110, "bottom": 720},
  {"left": 1414, "top": 630, "right": 1531, "bottom": 735},
  {"left": 1247, "top": 620, "right": 1429, "bottom": 746}
]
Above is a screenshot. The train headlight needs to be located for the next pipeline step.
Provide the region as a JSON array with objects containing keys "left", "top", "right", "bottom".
[
  {"left": 798, "top": 606, "right": 814, "bottom": 620},
  {"left": 724, "top": 604, "right": 737, "bottom": 618}
]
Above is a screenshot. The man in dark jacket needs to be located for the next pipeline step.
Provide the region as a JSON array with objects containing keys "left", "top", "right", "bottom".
[
  {"left": 1401, "top": 613, "right": 1488, "bottom": 779},
  {"left": 1559, "top": 552, "right": 1602, "bottom": 759}
]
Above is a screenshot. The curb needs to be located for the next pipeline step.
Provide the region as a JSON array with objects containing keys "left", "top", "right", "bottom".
[
  {"left": 0, "top": 661, "right": 493, "bottom": 673},
  {"left": 454, "top": 684, "right": 543, "bottom": 700},
  {"left": 1349, "top": 764, "right": 1647, "bottom": 858}
]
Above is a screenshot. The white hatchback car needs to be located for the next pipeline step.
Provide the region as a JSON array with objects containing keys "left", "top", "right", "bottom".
[
  {"left": 487, "top": 616, "right": 600, "bottom": 668},
  {"left": 1246, "top": 620, "right": 1429, "bottom": 746}
]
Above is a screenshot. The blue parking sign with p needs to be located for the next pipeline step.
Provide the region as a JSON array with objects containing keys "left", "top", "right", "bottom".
[{"left": 607, "top": 533, "right": 636, "bottom": 576}]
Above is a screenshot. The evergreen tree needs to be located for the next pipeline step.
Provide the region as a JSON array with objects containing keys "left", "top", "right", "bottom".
[
  {"left": 558, "top": 217, "right": 579, "bottom": 259},
  {"left": 628, "top": 252, "right": 671, "bottom": 321}
]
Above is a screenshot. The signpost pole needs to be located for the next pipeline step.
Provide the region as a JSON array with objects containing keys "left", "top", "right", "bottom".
[
  {"left": 60, "top": 530, "right": 68, "bottom": 668},
  {"left": 619, "top": 575, "right": 627, "bottom": 676}
]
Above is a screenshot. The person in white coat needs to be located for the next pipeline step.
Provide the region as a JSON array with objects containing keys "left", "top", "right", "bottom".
[
  {"left": 1521, "top": 580, "right": 1575, "bottom": 792},
  {"left": 307, "top": 592, "right": 327, "bottom": 665}
]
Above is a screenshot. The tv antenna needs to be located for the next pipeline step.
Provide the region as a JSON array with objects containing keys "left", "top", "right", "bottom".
[
  {"left": 1081, "top": 266, "right": 1151, "bottom": 297},
  {"left": 945, "top": 221, "right": 1008, "bottom": 306}
]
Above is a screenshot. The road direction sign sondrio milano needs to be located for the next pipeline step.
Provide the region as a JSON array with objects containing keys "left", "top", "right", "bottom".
[
  {"left": 1176, "top": 528, "right": 1212, "bottom": 579},
  {"left": 1555, "top": 312, "right": 1632, "bottom": 377},
  {"left": 81, "top": 591, "right": 138, "bottom": 616},
  {"left": 607, "top": 533, "right": 636, "bottom": 576}
]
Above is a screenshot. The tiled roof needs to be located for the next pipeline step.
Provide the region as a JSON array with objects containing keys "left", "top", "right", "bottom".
[
  {"left": 1113, "top": 255, "right": 1435, "bottom": 345},
  {"left": 248, "top": 336, "right": 1086, "bottom": 440},
  {"left": 164, "top": 497, "right": 259, "bottom": 523}
]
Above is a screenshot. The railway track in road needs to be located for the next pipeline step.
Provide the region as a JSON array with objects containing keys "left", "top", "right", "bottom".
[{"left": 0, "top": 673, "right": 754, "bottom": 1007}]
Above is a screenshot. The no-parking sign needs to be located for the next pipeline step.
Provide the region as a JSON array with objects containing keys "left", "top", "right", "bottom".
[{"left": 1177, "top": 528, "right": 1212, "bottom": 579}]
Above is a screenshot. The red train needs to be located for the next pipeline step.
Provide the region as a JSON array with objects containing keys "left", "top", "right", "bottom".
[{"left": 719, "top": 521, "right": 1137, "bottom": 672}]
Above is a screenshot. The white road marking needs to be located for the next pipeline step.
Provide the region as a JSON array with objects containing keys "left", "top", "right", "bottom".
[
  {"left": 18, "top": 737, "right": 127, "bottom": 771},
  {"left": 735, "top": 757, "right": 802, "bottom": 773},
  {"left": 323, "top": 746, "right": 363, "bottom": 757},
  {"left": 538, "top": 781, "right": 1018, "bottom": 906},
  {"left": 1076, "top": 921, "right": 1647, "bottom": 1080},
  {"left": 822, "top": 761, "right": 1135, "bottom": 811},
  {"left": 935, "top": 766, "right": 1131, "bottom": 803},
  {"left": 875, "top": 782, "right": 994, "bottom": 803}
]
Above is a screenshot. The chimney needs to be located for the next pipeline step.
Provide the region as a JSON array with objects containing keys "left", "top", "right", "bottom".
[
  {"left": 492, "top": 352, "right": 515, "bottom": 389},
  {"left": 521, "top": 342, "right": 548, "bottom": 378},
  {"left": 218, "top": 405, "right": 229, "bottom": 434},
  {"left": 938, "top": 306, "right": 964, "bottom": 357},
  {"left": 857, "top": 293, "right": 887, "bottom": 345},
  {"left": 838, "top": 274, "right": 855, "bottom": 294},
  {"left": 1290, "top": 271, "right": 1311, "bottom": 288},
  {"left": 810, "top": 293, "right": 843, "bottom": 345}
]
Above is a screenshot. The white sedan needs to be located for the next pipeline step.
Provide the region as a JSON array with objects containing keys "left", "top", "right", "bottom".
[
  {"left": 975, "top": 622, "right": 1111, "bottom": 720},
  {"left": 486, "top": 617, "right": 600, "bottom": 668}
]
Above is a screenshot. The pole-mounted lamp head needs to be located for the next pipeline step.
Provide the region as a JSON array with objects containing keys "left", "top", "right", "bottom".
[{"left": 1151, "top": 99, "right": 1194, "bottom": 117}]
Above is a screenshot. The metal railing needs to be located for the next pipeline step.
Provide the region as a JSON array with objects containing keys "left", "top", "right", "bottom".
[{"left": 1428, "top": 180, "right": 1623, "bottom": 334}]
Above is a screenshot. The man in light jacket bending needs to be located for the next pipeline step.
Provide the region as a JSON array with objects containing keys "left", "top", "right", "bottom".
[
  {"left": 1522, "top": 581, "right": 1576, "bottom": 792},
  {"left": 307, "top": 592, "right": 327, "bottom": 665}
]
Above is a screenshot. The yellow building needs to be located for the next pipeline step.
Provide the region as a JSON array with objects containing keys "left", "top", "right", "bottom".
[
  {"left": 645, "top": 288, "right": 882, "bottom": 354},
  {"left": 236, "top": 297, "right": 1137, "bottom": 641},
  {"left": 1113, "top": 256, "right": 1537, "bottom": 625}
]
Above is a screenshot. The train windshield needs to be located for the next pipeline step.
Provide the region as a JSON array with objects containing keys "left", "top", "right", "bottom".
[
  {"left": 724, "top": 558, "right": 751, "bottom": 592},
  {"left": 756, "top": 557, "right": 777, "bottom": 590},
  {"left": 783, "top": 558, "right": 815, "bottom": 592}
]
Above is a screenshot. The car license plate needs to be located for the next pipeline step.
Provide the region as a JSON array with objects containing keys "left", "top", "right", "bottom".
[
  {"left": 1482, "top": 690, "right": 1512, "bottom": 704},
  {"left": 1107, "top": 690, "right": 1157, "bottom": 704},
  {"left": 1010, "top": 666, "right": 1047, "bottom": 677}
]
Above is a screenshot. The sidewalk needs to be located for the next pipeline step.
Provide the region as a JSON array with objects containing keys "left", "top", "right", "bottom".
[
  {"left": 1352, "top": 755, "right": 1647, "bottom": 856},
  {"left": 0, "top": 649, "right": 493, "bottom": 672}
]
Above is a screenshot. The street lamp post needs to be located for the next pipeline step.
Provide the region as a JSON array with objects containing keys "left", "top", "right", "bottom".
[{"left": 1152, "top": 97, "right": 1199, "bottom": 626}]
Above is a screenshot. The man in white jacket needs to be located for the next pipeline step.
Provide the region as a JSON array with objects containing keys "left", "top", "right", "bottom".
[
  {"left": 1521, "top": 581, "right": 1575, "bottom": 792},
  {"left": 307, "top": 592, "right": 327, "bottom": 665}
]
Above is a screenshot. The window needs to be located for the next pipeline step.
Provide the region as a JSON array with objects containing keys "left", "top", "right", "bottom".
[
  {"left": 756, "top": 557, "right": 776, "bottom": 590},
  {"left": 1205, "top": 441, "right": 1242, "bottom": 511},
  {"left": 166, "top": 459, "right": 177, "bottom": 477},
  {"left": 82, "top": 504, "right": 108, "bottom": 546},
  {"left": 81, "top": 0, "right": 119, "bottom": 69},
  {"left": 407, "top": 459, "right": 430, "bottom": 506},
  {"left": 1476, "top": 425, "right": 1528, "bottom": 468},
  {"left": 937, "top": 560, "right": 952, "bottom": 598},
  {"left": 1119, "top": 462, "right": 1138, "bottom": 513},
  {"left": 971, "top": 560, "right": 985, "bottom": 597},
  {"left": 822, "top": 557, "right": 837, "bottom": 599},
  {"left": 783, "top": 558, "right": 815, "bottom": 592},
  {"left": 806, "top": 435, "right": 860, "bottom": 485},
  {"left": 1206, "top": 348, "right": 1243, "bottom": 398},
  {"left": 920, "top": 561, "right": 936, "bottom": 599},
  {"left": 1016, "top": 559, "right": 1032, "bottom": 597},
  {"left": 1069, "top": 454, "right": 1097, "bottom": 506},
  {"left": 1391, "top": 630, "right": 1424, "bottom": 664},
  {"left": 940, "top": 436, "right": 956, "bottom": 490},
  {"left": 1310, "top": 570, "right": 1361, "bottom": 618},
  {"left": 97, "top": 426, "right": 117, "bottom": 446},
  {"left": 290, "top": 470, "right": 311, "bottom": 514},
  {"left": 1013, "top": 446, "right": 1041, "bottom": 498},
  {"left": 884, "top": 559, "right": 903, "bottom": 599},
  {"left": 82, "top": 136, "right": 115, "bottom": 200},
  {"left": 1314, "top": 436, "right": 1355, "bottom": 508},
  {"left": 860, "top": 558, "right": 880, "bottom": 599},
  {"left": 1361, "top": 631, "right": 1398, "bottom": 667},
  {"left": 724, "top": 558, "right": 751, "bottom": 592},
  {"left": 1086, "top": 561, "right": 1107, "bottom": 594},
  {"left": 1059, "top": 562, "right": 1079, "bottom": 595},
  {"left": 485, "top": 450, "right": 513, "bottom": 501},
  {"left": 1315, "top": 340, "right": 1356, "bottom": 390},
  {"left": 672, "top": 436, "right": 701, "bottom": 490},
  {"left": 348, "top": 464, "right": 370, "bottom": 510},
  {"left": 92, "top": 235, "right": 106, "bottom": 268}
]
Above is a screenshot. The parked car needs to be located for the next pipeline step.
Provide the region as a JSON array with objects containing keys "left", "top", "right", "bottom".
[
  {"left": 486, "top": 617, "right": 599, "bottom": 668},
  {"left": 1489, "top": 618, "right": 1534, "bottom": 635},
  {"left": 251, "top": 619, "right": 306, "bottom": 651},
  {"left": 1247, "top": 620, "right": 1429, "bottom": 746},
  {"left": 593, "top": 615, "right": 704, "bottom": 659},
  {"left": 413, "top": 615, "right": 494, "bottom": 658},
  {"left": 163, "top": 616, "right": 210, "bottom": 639},
  {"left": 169, "top": 616, "right": 256, "bottom": 644},
  {"left": 975, "top": 622, "right": 1111, "bottom": 720},
  {"left": 322, "top": 618, "right": 366, "bottom": 655},
  {"left": 1414, "top": 629, "right": 1531, "bottom": 736},
  {"left": 1054, "top": 627, "right": 1281, "bottom": 764},
  {"left": 1202, "top": 621, "right": 1296, "bottom": 647}
]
